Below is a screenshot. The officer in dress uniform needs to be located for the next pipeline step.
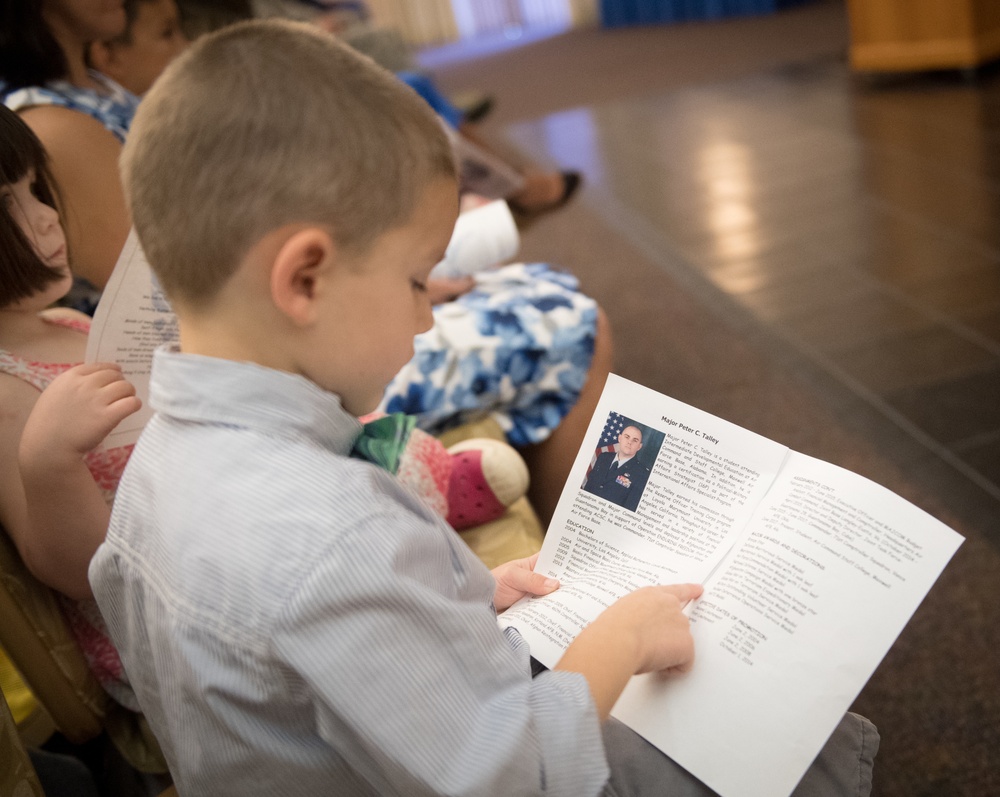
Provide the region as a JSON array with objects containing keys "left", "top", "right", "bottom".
[{"left": 583, "top": 425, "right": 651, "bottom": 511}]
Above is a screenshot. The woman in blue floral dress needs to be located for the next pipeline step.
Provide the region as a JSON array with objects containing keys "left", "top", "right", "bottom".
[{"left": 1, "top": 0, "right": 611, "bottom": 522}]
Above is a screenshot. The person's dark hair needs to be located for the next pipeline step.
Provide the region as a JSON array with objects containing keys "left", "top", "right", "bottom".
[
  {"left": 0, "top": 106, "right": 65, "bottom": 307},
  {"left": 0, "top": 1, "right": 70, "bottom": 90},
  {"left": 109, "top": 0, "right": 155, "bottom": 46}
]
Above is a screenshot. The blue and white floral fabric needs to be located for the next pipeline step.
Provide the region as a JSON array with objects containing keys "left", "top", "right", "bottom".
[
  {"left": 1, "top": 71, "right": 139, "bottom": 143},
  {"left": 379, "top": 262, "right": 597, "bottom": 447}
]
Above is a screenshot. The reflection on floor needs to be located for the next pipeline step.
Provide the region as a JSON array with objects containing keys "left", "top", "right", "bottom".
[{"left": 505, "top": 56, "right": 1000, "bottom": 506}]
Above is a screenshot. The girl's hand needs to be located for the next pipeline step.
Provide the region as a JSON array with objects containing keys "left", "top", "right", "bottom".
[
  {"left": 20, "top": 363, "right": 141, "bottom": 465},
  {"left": 492, "top": 553, "right": 560, "bottom": 612}
]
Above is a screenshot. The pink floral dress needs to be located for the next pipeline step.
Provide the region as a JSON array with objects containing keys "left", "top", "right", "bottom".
[{"left": 0, "top": 316, "right": 137, "bottom": 709}]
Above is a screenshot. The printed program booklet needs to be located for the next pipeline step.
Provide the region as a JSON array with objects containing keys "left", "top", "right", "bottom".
[
  {"left": 85, "top": 228, "right": 175, "bottom": 447},
  {"left": 498, "top": 374, "right": 963, "bottom": 797}
]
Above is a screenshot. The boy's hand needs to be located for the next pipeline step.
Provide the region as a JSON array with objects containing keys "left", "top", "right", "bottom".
[
  {"left": 20, "top": 363, "right": 141, "bottom": 466},
  {"left": 554, "top": 583, "right": 702, "bottom": 720},
  {"left": 601, "top": 584, "right": 703, "bottom": 676},
  {"left": 492, "top": 553, "right": 560, "bottom": 612}
]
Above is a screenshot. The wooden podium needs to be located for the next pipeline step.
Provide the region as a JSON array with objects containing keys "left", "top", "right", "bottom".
[{"left": 847, "top": 0, "right": 1000, "bottom": 72}]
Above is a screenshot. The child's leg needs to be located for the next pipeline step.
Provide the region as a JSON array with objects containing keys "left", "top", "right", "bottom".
[
  {"left": 600, "top": 713, "right": 878, "bottom": 797},
  {"left": 521, "top": 307, "right": 613, "bottom": 528}
]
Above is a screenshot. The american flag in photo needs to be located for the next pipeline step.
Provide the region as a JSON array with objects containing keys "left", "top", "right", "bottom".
[{"left": 584, "top": 412, "right": 630, "bottom": 481}]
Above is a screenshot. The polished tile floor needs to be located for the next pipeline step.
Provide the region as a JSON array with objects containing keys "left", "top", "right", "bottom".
[{"left": 505, "top": 55, "right": 1000, "bottom": 507}]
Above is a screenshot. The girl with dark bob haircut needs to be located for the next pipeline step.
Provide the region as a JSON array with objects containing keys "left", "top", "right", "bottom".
[
  {"left": 0, "top": 99, "right": 142, "bottom": 705},
  {"left": 0, "top": 106, "right": 65, "bottom": 306}
]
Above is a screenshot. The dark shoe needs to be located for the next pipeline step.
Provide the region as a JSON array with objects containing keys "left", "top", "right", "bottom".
[
  {"left": 556, "top": 171, "right": 582, "bottom": 207},
  {"left": 509, "top": 170, "right": 582, "bottom": 218},
  {"left": 462, "top": 95, "right": 495, "bottom": 124},
  {"left": 452, "top": 91, "right": 496, "bottom": 124}
]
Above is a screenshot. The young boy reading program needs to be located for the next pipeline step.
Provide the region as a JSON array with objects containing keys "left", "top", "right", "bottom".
[{"left": 89, "top": 20, "right": 877, "bottom": 796}]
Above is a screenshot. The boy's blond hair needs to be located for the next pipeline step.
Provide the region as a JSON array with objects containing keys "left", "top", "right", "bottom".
[{"left": 120, "top": 19, "right": 456, "bottom": 305}]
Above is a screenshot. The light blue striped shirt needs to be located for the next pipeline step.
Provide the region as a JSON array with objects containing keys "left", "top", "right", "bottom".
[{"left": 90, "top": 347, "right": 609, "bottom": 796}]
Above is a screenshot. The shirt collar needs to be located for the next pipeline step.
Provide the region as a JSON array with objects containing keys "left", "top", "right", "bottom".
[{"left": 149, "top": 345, "right": 362, "bottom": 455}]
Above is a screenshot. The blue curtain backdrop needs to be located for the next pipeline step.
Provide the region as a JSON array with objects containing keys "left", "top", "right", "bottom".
[{"left": 600, "top": 0, "right": 813, "bottom": 27}]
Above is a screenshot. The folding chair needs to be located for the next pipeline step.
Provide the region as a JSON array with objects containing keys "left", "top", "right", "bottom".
[
  {"left": 0, "top": 688, "right": 44, "bottom": 797},
  {"left": 0, "top": 523, "right": 168, "bottom": 776}
]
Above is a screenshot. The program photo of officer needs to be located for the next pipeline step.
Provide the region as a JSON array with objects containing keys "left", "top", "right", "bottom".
[{"left": 582, "top": 421, "right": 653, "bottom": 512}]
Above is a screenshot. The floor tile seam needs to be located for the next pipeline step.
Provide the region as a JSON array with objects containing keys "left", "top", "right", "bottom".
[
  {"left": 679, "top": 201, "right": 1000, "bottom": 361},
  {"left": 589, "top": 159, "right": 864, "bottom": 216},
  {"left": 852, "top": 94, "right": 1000, "bottom": 152},
  {"left": 653, "top": 140, "right": 1000, "bottom": 276},
  {"left": 652, "top": 64, "right": 1000, "bottom": 188},
  {"left": 583, "top": 137, "right": 860, "bottom": 194},
  {"left": 681, "top": 185, "right": 1000, "bottom": 298},
  {"left": 736, "top": 327, "right": 1000, "bottom": 504},
  {"left": 602, "top": 116, "right": 866, "bottom": 181},
  {"left": 950, "top": 427, "right": 1000, "bottom": 454},
  {"left": 862, "top": 188, "right": 1000, "bottom": 267},
  {"left": 856, "top": 131, "right": 1000, "bottom": 197},
  {"left": 787, "top": 264, "right": 1000, "bottom": 360},
  {"left": 580, "top": 185, "right": 1000, "bottom": 506},
  {"left": 670, "top": 207, "right": 874, "bottom": 274},
  {"left": 800, "top": 196, "right": 1000, "bottom": 358},
  {"left": 748, "top": 276, "right": 1000, "bottom": 404},
  {"left": 575, "top": 183, "right": 1000, "bottom": 376},
  {"left": 880, "top": 360, "right": 1000, "bottom": 445},
  {"left": 686, "top": 85, "right": 1000, "bottom": 263},
  {"left": 569, "top": 147, "right": 1000, "bottom": 335}
]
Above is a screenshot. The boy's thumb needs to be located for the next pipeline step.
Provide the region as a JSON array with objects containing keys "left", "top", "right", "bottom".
[
  {"left": 523, "top": 571, "right": 560, "bottom": 596},
  {"left": 497, "top": 558, "right": 559, "bottom": 598}
]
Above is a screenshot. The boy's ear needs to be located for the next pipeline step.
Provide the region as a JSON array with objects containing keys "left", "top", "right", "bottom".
[{"left": 270, "top": 227, "right": 337, "bottom": 326}]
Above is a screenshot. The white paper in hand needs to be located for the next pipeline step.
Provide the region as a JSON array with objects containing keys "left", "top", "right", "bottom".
[{"left": 84, "top": 228, "right": 178, "bottom": 447}]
